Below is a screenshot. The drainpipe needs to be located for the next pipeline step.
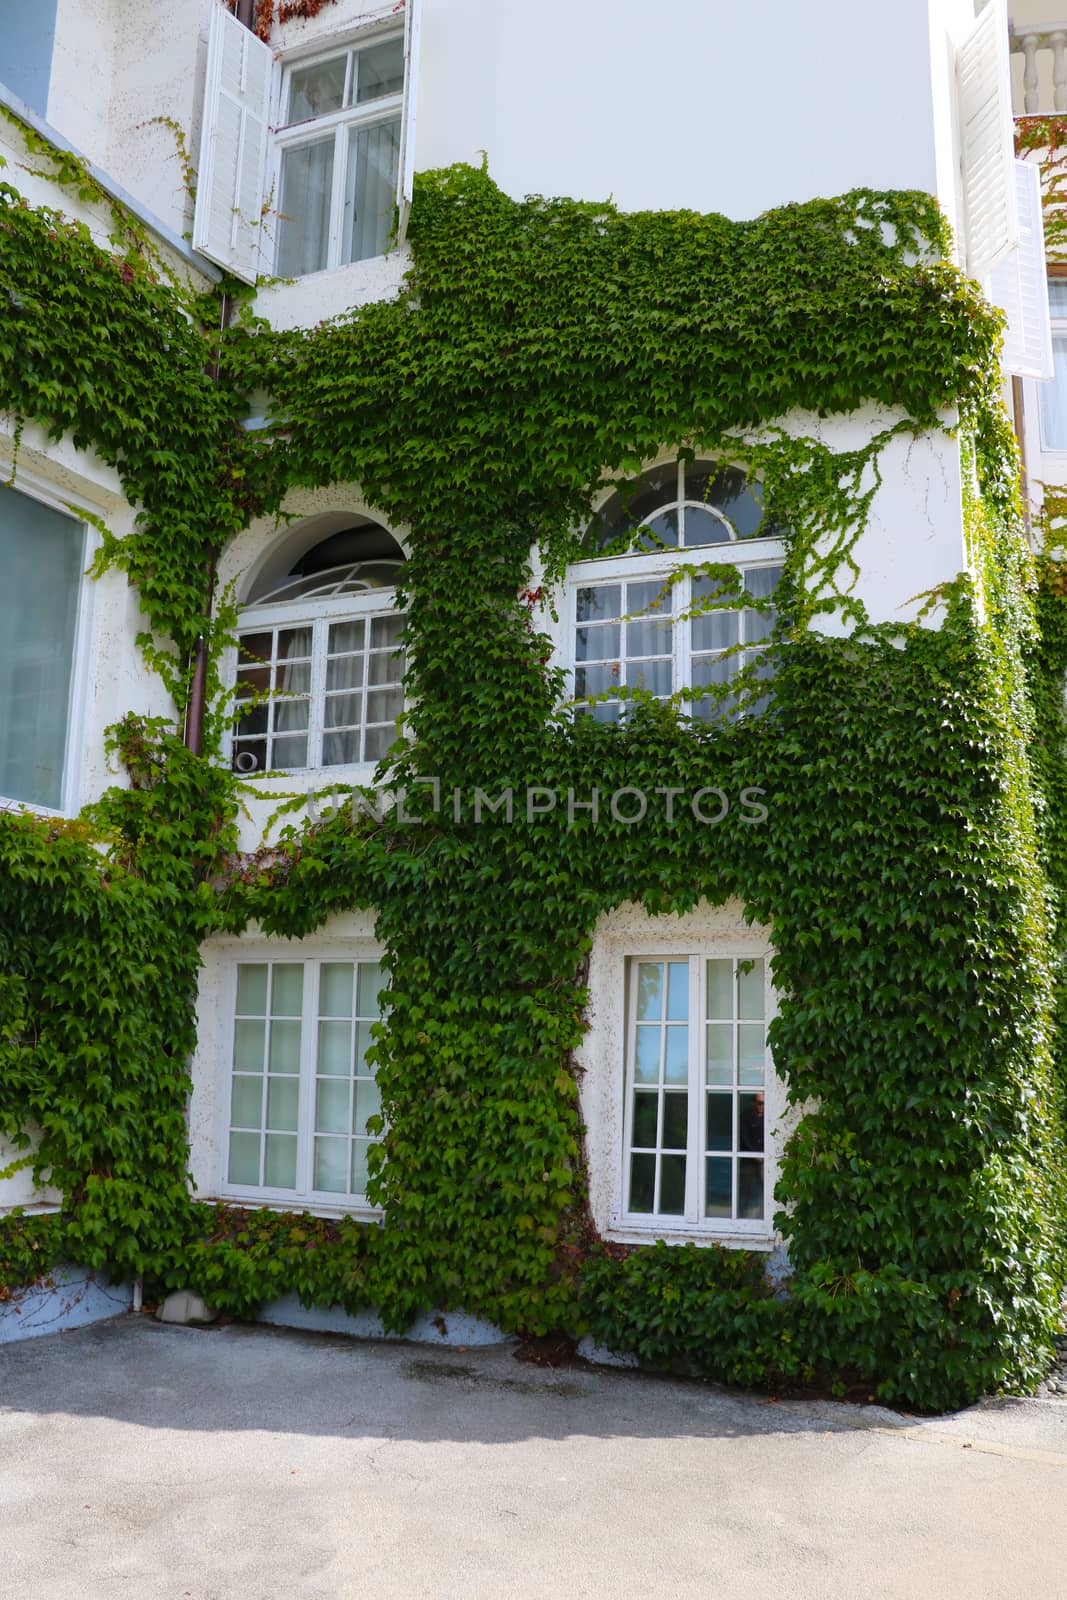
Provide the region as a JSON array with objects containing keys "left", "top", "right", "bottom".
[{"left": 183, "top": 0, "right": 258, "bottom": 754}]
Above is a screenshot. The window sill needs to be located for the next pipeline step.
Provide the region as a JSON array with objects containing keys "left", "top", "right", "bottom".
[
  {"left": 606, "top": 1223, "right": 774, "bottom": 1252},
  {"left": 215, "top": 1190, "right": 383, "bottom": 1222}
]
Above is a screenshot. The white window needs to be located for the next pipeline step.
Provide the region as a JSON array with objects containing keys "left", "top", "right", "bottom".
[
  {"left": 230, "top": 519, "right": 406, "bottom": 775},
  {"left": 1041, "top": 277, "right": 1067, "bottom": 450},
  {"left": 225, "top": 954, "right": 387, "bottom": 1207},
  {"left": 273, "top": 31, "right": 404, "bottom": 276},
  {"left": 569, "top": 459, "right": 784, "bottom": 721},
  {"left": 622, "top": 954, "right": 774, "bottom": 1236},
  {"left": 193, "top": 2, "right": 421, "bottom": 284},
  {"left": 0, "top": 481, "right": 87, "bottom": 812}
]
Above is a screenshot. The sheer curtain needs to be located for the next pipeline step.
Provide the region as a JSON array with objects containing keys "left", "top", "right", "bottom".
[{"left": 343, "top": 117, "right": 401, "bottom": 265}]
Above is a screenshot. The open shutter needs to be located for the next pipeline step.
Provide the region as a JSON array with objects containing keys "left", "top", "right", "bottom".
[
  {"left": 957, "top": 0, "right": 1017, "bottom": 278},
  {"left": 989, "top": 160, "right": 1054, "bottom": 379},
  {"left": 192, "top": 3, "right": 273, "bottom": 284},
  {"left": 396, "top": 0, "right": 421, "bottom": 244}
]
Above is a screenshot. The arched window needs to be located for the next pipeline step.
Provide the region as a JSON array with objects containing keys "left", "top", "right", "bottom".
[
  {"left": 571, "top": 458, "right": 785, "bottom": 721},
  {"left": 231, "top": 516, "right": 406, "bottom": 774}
]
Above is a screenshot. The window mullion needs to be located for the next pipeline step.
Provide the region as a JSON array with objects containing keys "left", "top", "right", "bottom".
[
  {"left": 309, "top": 620, "right": 329, "bottom": 768},
  {"left": 677, "top": 573, "right": 691, "bottom": 707},
  {"left": 299, "top": 960, "right": 321, "bottom": 1198},
  {"left": 687, "top": 955, "right": 701, "bottom": 1223},
  {"left": 328, "top": 122, "right": 346, "bottom": 270}
]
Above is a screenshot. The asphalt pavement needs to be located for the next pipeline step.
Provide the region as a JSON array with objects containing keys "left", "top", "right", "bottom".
[{"left": 1, "top": 1314, "right": 1065, "bottom": 1599}]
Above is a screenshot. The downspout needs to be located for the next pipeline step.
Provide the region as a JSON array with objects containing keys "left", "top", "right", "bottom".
[{"left": 184, "top": 0, "right": 257, "bottom": 752}]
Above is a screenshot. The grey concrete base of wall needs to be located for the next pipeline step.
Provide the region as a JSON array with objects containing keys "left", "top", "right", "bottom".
[
  {"left": 257, "top": 1294, "right": 511, "bottom": 1347},
  {"left": 0, "top": 1265, "right": 132, "bottom": 1344}
]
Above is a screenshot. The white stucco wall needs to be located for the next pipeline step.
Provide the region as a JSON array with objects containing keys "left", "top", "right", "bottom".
[{"left": 0, "top": 1130, "right": 62, "bottom": 1214}]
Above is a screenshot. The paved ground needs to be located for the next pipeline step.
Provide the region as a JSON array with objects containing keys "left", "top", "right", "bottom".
[{"left": 2, "top": 1316, "right": 1067, "bottom": 1599}]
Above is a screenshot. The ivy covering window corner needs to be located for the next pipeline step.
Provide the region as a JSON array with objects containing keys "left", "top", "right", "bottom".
[{"left": 0, "top": 129, "right": 1065, "bottom": 1412}]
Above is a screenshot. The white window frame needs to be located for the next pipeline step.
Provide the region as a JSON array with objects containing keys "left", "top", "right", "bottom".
[
  {"left": 267, "top": 17, "right": 406, "bottom": 278},
  {"left": 0, "top": 469, "right": 94, "bottom": 819},
  {"left": 1037, "top": 271, "right": 1067, "bottom": 455},
  {"left": 218, "top": 945, "right": 387, "bottom": 1217},
  {"left": 226, "top": 584, "right": 406, "bottom": 779},
  {"left": 565, "top": 458, "right": 785, "bottom": 717},
  {"left": 615, "top": 950, "right": 781, "bottom": 1246}
]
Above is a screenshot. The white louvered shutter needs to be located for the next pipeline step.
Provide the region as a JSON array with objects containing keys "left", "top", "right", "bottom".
[
  {"left": 989, "top": 160, "right": 1054, "bottom": 380},
  {"left": 957, "top": 0, "right": 1017, "bottom": 279},
  {"left": 192, "top": 4, "right": 273, "bottom": 284},
  {"left": 396, "top": 0, "right": 421, "bottom": 244}
]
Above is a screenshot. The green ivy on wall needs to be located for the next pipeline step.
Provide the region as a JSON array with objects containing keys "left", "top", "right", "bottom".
[{"left": 0, "top": 129, "right": 1065, "bottom": 1412}]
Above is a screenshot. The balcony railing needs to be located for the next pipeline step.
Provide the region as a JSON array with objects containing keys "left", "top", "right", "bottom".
[{"left": 1010, "top": 21, "right": 1067, "bottom": 113}]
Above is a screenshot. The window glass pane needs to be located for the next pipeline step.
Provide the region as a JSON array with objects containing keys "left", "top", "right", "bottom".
[
  {"left": 682, "top": 505, "right": 731, "bottom": 546},
  {"left": 277, "top": 626, "right": 313, "bottom": 660},
  {"left": 706, "top": 1091, "right": 732, "bottom": 1152},
  {"left": 272, "top": 965, "right": 304, "bottom": 1017},
  {"left": 264, "top": 1133, "right": 298, "bottom": 1189},
  {"left": 367, "top": 686, "right": 403, "bottom": 724},
  {"left": 739, "top": 1092, "right": 765, "bottom": 1152},
  {"left": 706, "top": 960, "right": 733, "bottom": 1019},
  {"left": 370, "top": 615, "right": 405, "bottom": 650},
  {"left": 368, "top": 647, "right": 404, "bottom": 686},
  {"left": 743, "top": 607, "right": 775, "bottom": 645},
  {"left": 357, "top": 962, "right": 386, "bottom": 1015},
  {"left": 634, "top": 1025, "right": 660, "bottom": 1083},
  {"left": 659, "top": 1153, "right": 686, "bottom": 1214},
  {"left": 315, "top": 1136, "right": 349, "bottom": 1193},
  {"left": 228, "top": 1131, "right": 261, "bottom": 1187},
  {"left": 0, "top": 484, "right": 83, "bottom": 810},
  {"left": 272, "top": 735, "right": 309, "bottom": 769},
  {"left": 269, "top": 1019, "right": 302, "bottom": 1074},
  {"left": 664, "top": 1026, "right": 688, "bottom": 1084},
  {"left": 364, "top": 723, "right": 397, "bottom": 761},
  {"left": 577, "top": 586, "right": 621, "bottom": 623},
  {"left": 632, "top": 509, "right": 679, "bottom": 551},
  {"left": 1042, "top": 335, "right": 1067, "bottom": 449},
  {"left": 706, "top": 1023, "right": 733, "bottom": 1085},
  {"left": 266, "top": 1076, "right": 299, "bottom": 1131},
  {"left": 738, "top": 1158, "right": 764, "bottom": 1219},
  {"left": 574, "top": 664, "right": 621, "bottom": 700},
  {"left": 575, "top": 623, "right": 619, "bottom": 662},
  {"left": 625, "top": 618, "right": 672, "bottom": 658},
  {"left": 705, "top": 1156, "right": 732, "bottom": 1217},
  {"left": 230, "top": 1076, "right": 263, "bottom": 1128},
  {"left": 323, "top": 729, "right": 361, "bottom": 766},
  {"left": 738, "top": 1024, "right": 765, "bottom": 1085},
  {"left": 662, "top": 1091, "right": 688, "bottom": 1148},
  {"left": 276, "top": 137, "right": 335, "bottom": 277},
  {"left": 318, "top": 1020, "right": 353, "bottom": 1075},
  {"left": 636, "top": 962, "right": 663, "bottom": 1021},
  {"left": 632, "top": 1090, "right": 659, "bottom": 1147},
  {"left": 343, "top": 116, "right": 401, "bottom": 264},
  {"left": 743, "top": 565, "right": 782, "bottom": 601},
  {"left": 287, "top": 55, "right": 347, "bottom": 122},
  {"left": 319, "top": 962, "right": 354, "bottom": 1018},
  {"left": 316, "top": 1077, "right": 350, "bottom": 1134},
  {"left": 691, "top": 611, "right": 739, "bottom": 654},
  {"left": 330, "top": 619, "right": 365, "bottom": 655},
  {"left": 629, "top": 1152, "right": 655, "bottom": 1212},
  {"left": 666, "top": 961, "right": 688, "bottom": 1020},
  {"left": 233, "top": 1019, "right": 266, "bottom": 1073},
  {"left": 686, "top": 464, "right": 768, "bottom": 540},
  {"left": 737, "top": 958, "right": 764, "bottom": 1020},
  {"left": 629, "top": 660, "right": 672, "bottom": 697},
  {"left": 325, "top": 692, "right": 362, "bottom": 728},
  {"left": 351, "top": 1141, "right": 373, "bottom": 1194},
  {"left": 626, "top": 580, "right": 670, "bottom": 616},
  {"left": 354, "top": 1076, "right": 382, "bottom": 1133},
  {"left": 326, "top": 655, "right": 365, "bottom": 692},
  {"left": 274, "top": 699, "right": 310, "bottom": 733},
  {"left": 236, "top": 964, "right": 269, "bottom": 1016},
  {"left": 353, "top": 37, "right": 404, "bottom": 102},
  {"left": 1049, "top": 278, "right": 1067, "bottom": 316},
  {"left": 355, "top": 1019, "right": 378, "bottom": 1069}
]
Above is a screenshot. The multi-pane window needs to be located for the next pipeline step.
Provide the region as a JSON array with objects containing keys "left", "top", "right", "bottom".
[
  {"left": 0, "top": 482, "right": 85, "bottom": 811},
  {"left": 571, "top": 458, "right": 785, "bottom": 721},
  {"left": 624, "top": 955, "right": 770, "bottom": 1231},
  {"left": 226, "top": 956, "right": 387, "bottom": 1205},
  {"left": 574, "top": 566, "right": 781, "bottom": 722},
  {"left": 231, "top": 544, "right": 406, "bottom": 775},
  {"left": 274, "top": 34, "right": 404, "bottom": 276}
]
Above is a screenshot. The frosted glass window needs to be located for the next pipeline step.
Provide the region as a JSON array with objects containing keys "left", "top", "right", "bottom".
[
  {"left": 0, "top": 484, "right": 84, "bottom": 810},
  {"left": 226, "top": 954, "right": 388, "bottom": 1205}
]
